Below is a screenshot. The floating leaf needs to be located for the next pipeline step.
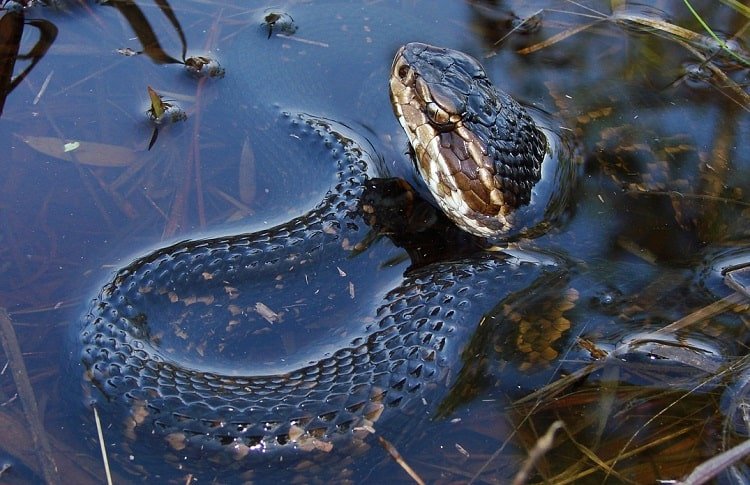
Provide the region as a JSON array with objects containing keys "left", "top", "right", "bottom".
[
  {"left": 147, "top": 85, "right": 165, "bottom": 119},
  {"left": 146, "top": 86, "right": 186, "bottom": 127},
  {"left": 18, "top": 134, "right": 136, "bottom": 167}
]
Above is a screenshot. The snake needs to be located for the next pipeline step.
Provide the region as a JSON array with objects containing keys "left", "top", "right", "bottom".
[{"left": 75, "top": 42, "right": 565, "bottom": 472}]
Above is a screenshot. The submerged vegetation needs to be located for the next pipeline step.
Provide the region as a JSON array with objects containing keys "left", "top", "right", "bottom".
[{"left": 0, "top": 0, "right": 747, "bottom": 483}]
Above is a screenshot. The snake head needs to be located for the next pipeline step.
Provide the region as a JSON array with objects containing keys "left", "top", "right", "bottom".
[{"left": 390, "top": 42, "right": 548, "bottom": 237}]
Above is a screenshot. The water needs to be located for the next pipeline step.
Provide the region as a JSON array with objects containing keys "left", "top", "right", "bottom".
[{"left": 0, "top": 0, "right": 748, "bottom": 483}]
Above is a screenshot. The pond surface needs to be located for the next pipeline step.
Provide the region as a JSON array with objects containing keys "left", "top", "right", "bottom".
[{"left": 0, "top": 0, "right": 749, "bottom": 483}]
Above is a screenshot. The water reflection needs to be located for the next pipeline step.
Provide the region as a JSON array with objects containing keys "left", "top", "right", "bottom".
[{"left": 0, "top": 0, "right": 748, "bottom": 483}]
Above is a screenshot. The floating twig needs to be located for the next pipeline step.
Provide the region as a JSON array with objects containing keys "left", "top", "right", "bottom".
[
  {"left": 93, "top": 405, "right": 113, "bottom": 485},
  {"left": 378, "top": 436, "right": 425, "bottom": 485}
]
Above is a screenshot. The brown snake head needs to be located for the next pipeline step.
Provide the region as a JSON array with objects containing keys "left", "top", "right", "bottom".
[{"left": 390, "top": 42, "right": 548, "bottom": 237}]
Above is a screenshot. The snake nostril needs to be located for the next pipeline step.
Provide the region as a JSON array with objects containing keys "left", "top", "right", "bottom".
[{"left": 397, "top": 64, "right": 410, "bottom": 81}]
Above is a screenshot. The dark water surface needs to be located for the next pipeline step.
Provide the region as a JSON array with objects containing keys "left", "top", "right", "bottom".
[{"left": 0, "top": 0, "right": 749, "bottom": 483}]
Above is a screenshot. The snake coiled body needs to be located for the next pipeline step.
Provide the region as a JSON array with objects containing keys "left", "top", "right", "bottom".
[{"left": 76, "top": 43, "right": 559, "bottom": 468}]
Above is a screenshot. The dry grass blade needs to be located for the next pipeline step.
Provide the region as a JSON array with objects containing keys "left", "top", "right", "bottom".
[
  {"left": 504, "top": 286, "right": 746, "bottom": 483},
  {"left": 604, "top": 376, "right": 726, "bottom": 480},
  {"left": 677, "top": 40, "right": 750, "bottom": 112},
  {"left": 511, "top": 420, "right": 564, "bottom": 485},
  {"left": 514, "top": 361, "right": 602, "bottom": 405},
  {"left": 678, "top": 437, "right": 750, "bottom": 485},
  {"left": 562, "top": 423, "right": 628, "bottom": 482},
  {"left": 0, "top": 308, "right": 59, "bottom": 485},
  {"left": 611, "top": 11, "right": 707, "bottom": 44},
  {"left": 552, "top": 426, "right": 695, "bottom": 484},
  {"left": 378, "top": 436, "right": 425, "bottom": 485},
  {"left": 719, "top": 0, "right": 750, "bottom": 17},
  {"left": 517, "top": 19, "right": 603, "bottom": 54},
  {"left": 609, "top": 10, "right": 750, "bottom": 110},
  {"left": 492, "top": 9, "right": 543, "bottom": 48},
  {"left": 93, "top": 405, "right": 113, "bottom": 485},
  {"left": 517, "top": 293, "right": 745, "bottom": 406},
  {"left": 519, "top": 6, "right": 750, "bottom": 112},
  {"left": 651, "top": 291, "right": 746, "bottom": 336}
]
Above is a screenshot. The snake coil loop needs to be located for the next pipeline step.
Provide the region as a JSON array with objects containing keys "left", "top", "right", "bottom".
[{"left": 75, "top": 43, "right": 560, "bottom": 474}]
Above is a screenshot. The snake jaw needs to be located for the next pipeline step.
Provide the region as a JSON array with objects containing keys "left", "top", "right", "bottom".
[{"left": 390, "top": 42, "right": 547, "bottom": 237}]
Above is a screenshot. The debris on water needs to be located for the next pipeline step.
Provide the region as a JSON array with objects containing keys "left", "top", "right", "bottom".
[
  {"left": 454, "top": 442, "right": 470, "bottom": 458},
  {"left": 146, "top": 86, "right": 186, "bottom": 125},
  {"left": 682, "top": 61, "right": 714, "bottom": 88},
  {"left": 184, "top": 55, "right": 225, "bottom": 79},
  {"left": 378, "top": 436, "right": 425, "bottom": 485},
  {"left": 146, "top": 86, "right": 186, "bottom": 149},
  {"left": 263, "top": 11, "right": 297, "bottom": 39},
  {"left": 511, "top": 10, "right": 543, "bottom": 35},
  {"left": 255, "top": 301, "right": 281, "bottom": 323},
  {"left": 116, "top": 47, "right": 138, "bottom": 57}
]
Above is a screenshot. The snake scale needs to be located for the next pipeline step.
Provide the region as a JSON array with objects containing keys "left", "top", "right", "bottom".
[{"left": 75, "top": 43, "right": 564, "bottom": 471}]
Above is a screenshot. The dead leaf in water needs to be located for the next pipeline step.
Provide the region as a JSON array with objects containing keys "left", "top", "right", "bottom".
[
  {"left": 18, "top": 134, "right": 136, "bottom": 167},
  {"left": 239, "top": 136, "right": 256, "bottom": 205}
]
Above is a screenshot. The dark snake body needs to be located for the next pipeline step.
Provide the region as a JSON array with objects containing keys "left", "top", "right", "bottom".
[{"left": 76, "top": 44, "right": 559, "bottom": 469}]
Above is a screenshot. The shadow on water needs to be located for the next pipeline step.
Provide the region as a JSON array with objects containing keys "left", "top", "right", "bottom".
[{"left": 0, "top": 0, "right": 749, "bottom": 483}]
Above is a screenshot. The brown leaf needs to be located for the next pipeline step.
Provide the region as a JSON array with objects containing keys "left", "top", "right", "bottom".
[{"left": 18, "top": 134, "right": 136, "bottom": 167}]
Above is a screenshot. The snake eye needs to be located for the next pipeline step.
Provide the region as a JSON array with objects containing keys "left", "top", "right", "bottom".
[{"left": 426, "top": 102, "right": 456, "bottom": 131}]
